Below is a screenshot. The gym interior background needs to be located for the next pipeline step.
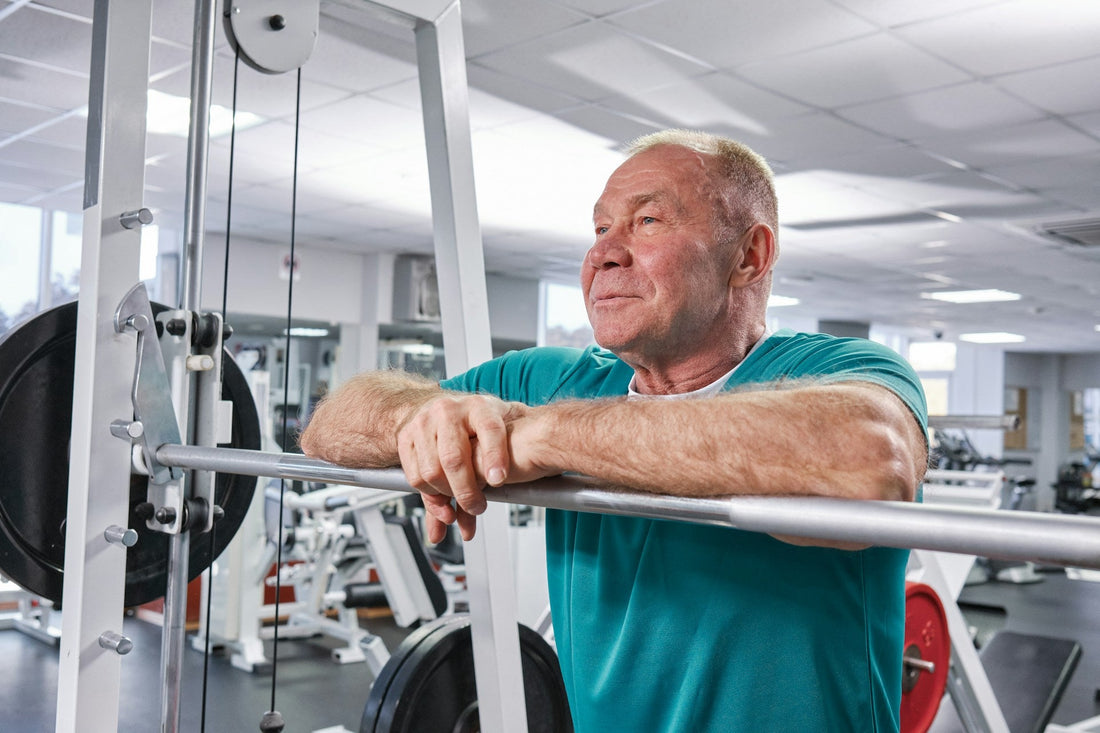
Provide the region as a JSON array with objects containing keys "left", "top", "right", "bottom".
[{"left": 1, "top": 0, "right": 1100, "bottom": 731}]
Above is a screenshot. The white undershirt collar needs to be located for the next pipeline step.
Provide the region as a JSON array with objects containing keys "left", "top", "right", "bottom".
[{"left": 627, "top": 328, "right": 773, "bottom": 400}]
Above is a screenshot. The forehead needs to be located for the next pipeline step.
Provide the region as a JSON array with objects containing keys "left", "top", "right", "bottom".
[{"left": 594, "top": 145, "right": 711, "bottom": 216}]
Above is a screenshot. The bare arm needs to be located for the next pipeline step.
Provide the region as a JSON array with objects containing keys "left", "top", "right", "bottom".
[
  {"left": 298, "top": 370, "right": 442, "bottom": 467},
  {"left": 516, "top": 381, "right": 926, "bottom": 504}
]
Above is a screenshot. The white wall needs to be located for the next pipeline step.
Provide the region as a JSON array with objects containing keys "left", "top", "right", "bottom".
[{"left": 199, "top": 237, "right": 365, "bottom": 323}]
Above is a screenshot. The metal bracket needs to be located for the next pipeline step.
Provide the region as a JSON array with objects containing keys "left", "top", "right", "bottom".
[{"left": 114, "top": 283, "right": 183, "bottom": 486}]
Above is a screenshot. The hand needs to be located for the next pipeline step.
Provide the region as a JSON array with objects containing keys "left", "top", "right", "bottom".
[{"left": 396, "top": 393, "right": 531, "bottom": 542}]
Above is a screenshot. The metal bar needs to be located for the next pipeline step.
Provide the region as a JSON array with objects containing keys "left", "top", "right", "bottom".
[
  {"left": 157, "top": 445, "right": 1100, "bottom": 570},
  {"left": 160, "top": 2, "right": 217, "bottom": 731},
  {"left": 928, "top": 415, "right": 1018, "bottom": 431}
]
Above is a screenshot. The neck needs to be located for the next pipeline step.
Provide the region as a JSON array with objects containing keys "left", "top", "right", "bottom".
[{"left": 628, "top": 322, "right": 766, "bottom": 396}]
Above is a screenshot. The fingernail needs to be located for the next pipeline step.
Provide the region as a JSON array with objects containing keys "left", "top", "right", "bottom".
[{"left": 487, "top": 467, "right": 505, "bottom": 485}]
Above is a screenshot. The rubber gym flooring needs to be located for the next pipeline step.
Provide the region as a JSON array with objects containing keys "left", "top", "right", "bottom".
[{"left": 2, "top": 569, "right": 1099, "bottom": 731}]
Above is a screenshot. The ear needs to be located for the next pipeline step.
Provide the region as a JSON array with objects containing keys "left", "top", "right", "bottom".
[{"left": 729, "top": 224, "right": 776, "bottom": 288}]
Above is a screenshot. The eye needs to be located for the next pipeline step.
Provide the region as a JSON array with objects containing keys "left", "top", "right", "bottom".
[
  {"left": 640, "top": 216, "right": 656, "bottom": 225},
  {"left": 595, "top": 225, "right": 609, "bottom": 235}
]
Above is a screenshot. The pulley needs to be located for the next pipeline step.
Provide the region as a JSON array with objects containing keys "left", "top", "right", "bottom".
[
  {"left": 0, "top": 301, "right": 261, "bottom": 606},
  {"left": 361, "top": 614, "right": 573, "bottom": 733},
  {"left": 223, "top": 0, "right": 320, "bottom": 74},
  {"left": 900, "top": 581, "right": 951, "bottom": 733}
]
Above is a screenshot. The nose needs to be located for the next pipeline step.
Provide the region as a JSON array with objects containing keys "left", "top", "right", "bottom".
[{"left": 585, "top": 226, "right": 631, "bottom": 270}]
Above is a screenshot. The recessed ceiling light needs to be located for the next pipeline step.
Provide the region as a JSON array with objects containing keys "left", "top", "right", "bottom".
[
  {"left": 283, "top": 327, "right": 330, "bottom": 337},
  {"left": 768, "top": 294, "right": 800, "bottom": 307},
  {"left": 921, "top": 289, "right": 1021, "bottom": 304},
  {"left": 959, "top": 332, "right": 1026, "bottom": 344},
  {"left": 1095, "top": 325, "right": 1100, "bottom": 333},
  {"left": 146, "top": 90, "right": 264, "bottom": 138}
]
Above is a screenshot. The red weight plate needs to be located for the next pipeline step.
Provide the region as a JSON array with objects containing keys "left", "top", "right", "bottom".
[{"left": 900, "top": 581, "right": 951, "bottom": 733}]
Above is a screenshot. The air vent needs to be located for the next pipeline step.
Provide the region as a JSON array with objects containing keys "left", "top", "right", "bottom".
[{"left": 1036, "top": 217, "right": 1100, "bottom": 247}]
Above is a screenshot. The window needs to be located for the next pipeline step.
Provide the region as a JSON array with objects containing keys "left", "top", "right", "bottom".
[
  {"left": 539, "top": 282, "right": 593, "bottom": 348},
  {"left": 0, "top": 202, "right": 43, "bottom": 337}
]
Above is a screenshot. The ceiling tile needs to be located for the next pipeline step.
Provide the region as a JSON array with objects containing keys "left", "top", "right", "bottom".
[
  {"left": 595, "top": 71, "right": 810, "bottom": 138},
  {"left": 0, "top": 57, "right": 88, "bottom": 110},
  {"left": 298, "top": 96, "right": 424, "bottom": 149},
  {"left": 0, "top": 6, "right": 90, "bottom": 74},
  {"left": 0, "top": 100, "right": 60, "bottom": 134},
  {"left": 895, "top": 0, "right": 1100, "bottom": 76},
  {"left": 553, "top": 105, "right": 659, "bottom": 148},
  {"left": 462, "top": 0, "right": 587, "bottom": 57},
  {"left": 473, "top": 22, "right": 710, "bottom": 104},
  {"left": 809, "top": 145, "right": 958, "bottom": 179},
  {"left": 828, "top": 0, "right": 1004, "bottom": 28},
  {"left": 838, "top": 81, "right": 1044, "bottom": 141},
  {"left": 921, "top": 119, "right": 1100, "bottom": 169},
  {"left": 466, "top": 63, "right": 584, "bottom": 116},
  {"left": 994, "top": 56, "right": 1100, "bottom": 118},
  {"left": 986, "top": 153, "right": 1100, "bottom": 190},
  {"left": 0, "top": 138, "right": 83, "bottom": 175},
  {"left": 733, "top": 112, "right": 894, "bottom": 169},
  {"left": 736, "top": 33, "right": 970, "bottom": 109},
  {"left": 607, "top": 0, "right": 877, "bottom": 69},
  {"left": 302, "top": 19, "right": 419, "bottom": 94},
  {"left": 0, "top": 159, "right": 75, "bottom": 191},
  {"left": 1070, "top": 111, "right": 1100, "bottom": 137}
]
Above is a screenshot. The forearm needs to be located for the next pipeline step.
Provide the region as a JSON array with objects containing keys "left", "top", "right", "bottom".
[
  {"left": 298, "top": 370, "right": 442, "bottom": 467},
  {"left": 524, "top": 382, "right": 926, "bottom": 502}
]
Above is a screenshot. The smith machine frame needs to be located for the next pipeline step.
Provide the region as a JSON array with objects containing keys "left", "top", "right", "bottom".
[{"left": 57, "top": 1, "right": 1100, "bottom": 732}]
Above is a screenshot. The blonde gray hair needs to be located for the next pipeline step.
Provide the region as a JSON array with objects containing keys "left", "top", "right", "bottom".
[{"left": 626, "top": 129, "right": 778, "bottom": 245}]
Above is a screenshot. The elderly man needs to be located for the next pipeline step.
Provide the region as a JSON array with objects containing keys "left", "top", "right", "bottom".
[{"left": 300, "top": 129, "right": 927, "bottom": 732}]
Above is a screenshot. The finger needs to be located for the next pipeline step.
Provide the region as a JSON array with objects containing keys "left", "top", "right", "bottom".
[
  {"left": 456, "top": 506, "right": 478, "bottom": 541},
  {"left": 432, "top": 410, "right": 486, "bottom": 515},
  {"left": 422, "top": 492, "right": 457, "bottom": 527},
  {"left": 468, "top": 404, "right": 510, "bottom": 487},
  {"left": 425, "top": 511, "right": 448, "bottom": 545}
]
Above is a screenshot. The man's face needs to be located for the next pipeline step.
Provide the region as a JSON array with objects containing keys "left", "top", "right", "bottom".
[{"left": 581, "top": 145, "right": 736, "bottom": 365}]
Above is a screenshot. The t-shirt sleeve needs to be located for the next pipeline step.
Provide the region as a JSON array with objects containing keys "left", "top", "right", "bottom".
[
  {"left": 803, "top": 338, "right": 929, "bottom": 436},
  {"left": 438, "top": 347, "right": 587, "bottom": 405}
]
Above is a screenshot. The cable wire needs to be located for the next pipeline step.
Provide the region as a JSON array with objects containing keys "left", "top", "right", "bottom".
[{"left": 268, "top": 65, "right": 304, "bottom": 718}]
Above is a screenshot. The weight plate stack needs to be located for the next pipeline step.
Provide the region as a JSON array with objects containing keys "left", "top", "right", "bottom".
[{"left": 0, "top": 301, "right": 260, "bottom": 606}]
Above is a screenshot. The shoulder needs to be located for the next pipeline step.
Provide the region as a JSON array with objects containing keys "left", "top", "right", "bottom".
[
  {"left": 743, "top": 329, "right": 928, "bottom": 427},
  {"left": 440, "top": 346, "right": 630, "bottom": 404}
]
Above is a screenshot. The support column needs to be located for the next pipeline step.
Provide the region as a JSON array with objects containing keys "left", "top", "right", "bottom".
[
  {"left": 56, "top": 1, "right": 155, "bottom": 730},
  {"left": 416, "top": 3, "right": 528, "bottom": 731}
]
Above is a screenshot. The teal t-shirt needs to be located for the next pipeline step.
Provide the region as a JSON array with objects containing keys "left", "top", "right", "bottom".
[{"left": 441, "top": 329, "right": 928, "bottom": 732}]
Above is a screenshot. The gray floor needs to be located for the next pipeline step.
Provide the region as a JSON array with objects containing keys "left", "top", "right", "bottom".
[
  {"left": 4, "top": 570, "right": 1100, "bottom": 731},
  {"left": 0, "top": 610, "right": 409, "bottom": 733}
]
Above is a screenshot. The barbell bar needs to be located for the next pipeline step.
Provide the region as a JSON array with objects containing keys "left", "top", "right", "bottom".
[{"left": 155, "top": 444, "right": 1100, "bottom": 570}]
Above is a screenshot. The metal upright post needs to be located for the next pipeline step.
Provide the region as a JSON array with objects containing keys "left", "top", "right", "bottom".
[
  {"left": 415, "top": 4, "right": 528, "bottom": 731},
  {"left": 56, "top": 1, "right": 155, "bottom": 731},
  {"left": 160, "top": 1, "right": 217, "bottom": 731}
]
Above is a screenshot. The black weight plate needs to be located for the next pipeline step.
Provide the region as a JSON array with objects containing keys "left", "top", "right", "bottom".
[
  {"left": 0, "top": 301, "right": 260, "bottom": 606},
  {"left": 361, "top": 615, "right": 573, "bottom": 733}
]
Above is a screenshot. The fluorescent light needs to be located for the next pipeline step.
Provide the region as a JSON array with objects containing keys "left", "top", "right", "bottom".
[
  {"left": 921, "top": 289, "right": 1021, "bottom": 304},
  {"left": 284, "top": 327, "right": 330, "bottom": 337},
  {"left": 146, "top": 89, "right": 263, "bottom": 138},
  {"left": 959, "top": 332, "right": 1025, "bottom": 344},
  {"left": 1095, "top": 325, "right": 1100, "bottom": 333},
  {"left": 768, "top": 294, "right": 800, "bottom": 307}
]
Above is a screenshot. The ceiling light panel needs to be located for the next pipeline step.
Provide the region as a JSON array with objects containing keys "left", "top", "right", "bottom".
[
  {"left": 921, "top": 289, "right": 1021, "bottom": 303},
  {"left": 959, "top": 332, "right": 1026, "bottom": 344}
]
